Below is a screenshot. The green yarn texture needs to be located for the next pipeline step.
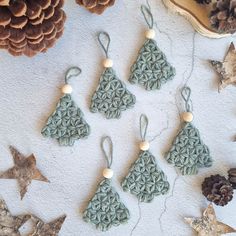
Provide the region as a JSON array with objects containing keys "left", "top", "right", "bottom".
[
  {"left": 83, "top": 179, "right": 130, "bottom": 231},
  {"left": 129, "top": 39, "right": 176, "bottom": 90},
  {"left": 42, "top": 94, "right": 90, "bottom": 146},
  {"left": 166, "top": 122, "right": 213, "bottom": 175},
  {"left": 90, "top": 68, "right": 136, "bottom": 119},
  {"left": 122, "top": 151, "right": 170, "bottom": 203}
]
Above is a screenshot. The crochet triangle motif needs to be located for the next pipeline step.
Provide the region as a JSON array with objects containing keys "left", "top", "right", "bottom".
[
  {"left": 83, "top": 179, "right": 130, "bottom": 231},
  {"left": 122, "top": 151, "right": 170, "bottom": 203},
  {"left": 90, "top": 68, "right": 136, "bottom": 119},
  {"left": 129, "top": 39, "right": 175, "bottom": 90},
  {"left": 166, "top": 122, "right": 213, "bottom": 175},
  {"left": 42, "top": 94, "right": 90, "bottom": 146}
]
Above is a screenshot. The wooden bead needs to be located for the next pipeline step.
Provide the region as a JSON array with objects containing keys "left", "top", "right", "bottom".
[
  {"left": 103, "top": 168, "right": 114, "bottom": 179},
  {"left": 182, "top": 112, "right": 194, "bottom": 122},
  {"left": 103, "top": 58, "right": 113, "bottom": 68},
  {"left": 139, "top": 141, "right": 150, "bottom": 151},
  {"left": 145, "top": 29, "right": 155, "bottom": 39},
  {"left": 62, "top": 84, "right": 73, "bottom": 94}
]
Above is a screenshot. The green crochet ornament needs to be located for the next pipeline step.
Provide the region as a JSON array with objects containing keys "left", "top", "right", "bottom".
[
  {"left": 41, "top": 67, "right": 90, "bottom": 146},
  {"left": 122, "top": 114, "right": 170, "bottom": 203},
  {"left": 90, "top": 32, "right": 136, "bottom": 119},
  {"left": 83, "top": 136, "right": 130, "bottom": 231},
  {"left": 129, "top": 5, "right": 175, "bottom": 91},
  {"left": 165, "top": 87, "right": 213, "bottom": 175}
]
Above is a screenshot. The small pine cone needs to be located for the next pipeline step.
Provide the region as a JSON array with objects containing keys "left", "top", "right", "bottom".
[
  {"left": 76, "top": 0, "right": 115, "bottom": 14},
  {"left": 0, "top": 0, "right": 66, "bottom": 57},
  {"left": 210, "top": 0, "right": 236, "bottom": 34},
  {"left": 228, "top": 168, "right": 236, "bottom": 189},
  {"left": 195, "top": 0, "right": 212, "bottom": 4},
  {"left": 202, "top": 174, "right": 234, "bottom": 206}
]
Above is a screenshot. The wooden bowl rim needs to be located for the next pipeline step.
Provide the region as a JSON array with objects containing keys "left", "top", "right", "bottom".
[{"left": 163, "top": 0, "right": 230, "bottom": 38}]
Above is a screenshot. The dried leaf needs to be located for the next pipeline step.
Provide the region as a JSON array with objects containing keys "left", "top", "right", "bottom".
[
  {"left": 185, "top": 204, "right": 236, "bottom": 236},
  {"left": 0, "top": 198, "right": 30, "bottom": 236},
  {"left": 211, "top": 42, "right": 236, "bottom": 91},
  {"left": 0, "top": 146, "right": 49, "bottom": 200},
  {"left": 28, "top": 215, "right": 66, "bottom": 236}
]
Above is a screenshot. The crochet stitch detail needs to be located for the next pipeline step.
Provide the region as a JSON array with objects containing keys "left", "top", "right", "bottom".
[
  {"left": 42, "top": 94, "right": 90, "bottom": 146},
  {"left": 83, "top": 179, "right": 130, "bottom": 231},
  {"left": 166, "top": 122, "right": 213, "bottom": 175},
  {"left": 129, "top": 39, "right": 175, "bottom": 90},
  {"left": 90, "top": 68, "right": 136, "bottom": 119},
  {"left": 122, "top": 151, "right": 170, "bottom": 203}
]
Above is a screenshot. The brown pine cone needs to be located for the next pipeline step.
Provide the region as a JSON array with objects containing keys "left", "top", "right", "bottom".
[
  {"left": 195, "top": 0, "right": 212, "bottom": 4},
  {"left": 0, "top": 0, "right": 66, "bottom": 57},
  {"left": 228, "top": 168, "right": 236, "bottom": 189},
  {"left": 210, "top": 0, "right": 236, "bottom": 34},
  {"left": 76, "top": 0, "right": 115, "bottom": 14},
  {"left": 202, "top": 174, "right": 234, "bottom": 206}
]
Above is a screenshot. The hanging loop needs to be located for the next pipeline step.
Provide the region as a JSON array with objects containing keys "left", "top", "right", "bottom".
[
  {"left": 181, "top": 86, "right": 192, "bottom": 112},
  {"left": 101, "top": 136, "right": 113, "bottom": 168},
  {"left": 141, "top": 4, "right": 154, "bottom": 29},
  {"left": 98, "top": 31, "right": 111, "bottom": 58},
  {"left": 65, "top": 67, "right": 82, "bottom": 84},
  {"left": 140, "top": 114, "right": 149, "bottom": 141}
]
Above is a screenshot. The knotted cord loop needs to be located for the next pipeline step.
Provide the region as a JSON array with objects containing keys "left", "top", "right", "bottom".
[
  {"left": 141, "top": 4, "right": 154, "bottom": 29},
  {"left": 140, "top": 114, "right": 149, "bottom": 141},
  {"left": 65, "top": 67, "right": 82, "bottom": 84},
  {"left": 98, "top": 31, "right": 111, "bottom": 58},
  {"left": 181, "top": 86, "right": 192, "bottom": 112},
  {"left": 101, "top": 136, "right": 113, "bottom": 168}
]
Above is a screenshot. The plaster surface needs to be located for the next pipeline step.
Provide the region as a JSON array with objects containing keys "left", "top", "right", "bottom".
[{"left": 0, "top": 0, "right": 236, "bottom": 235}]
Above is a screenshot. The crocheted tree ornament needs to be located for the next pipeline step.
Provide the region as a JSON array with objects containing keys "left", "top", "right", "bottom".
[
  {"left": 129, "top": 5, "right": 175, "bottom": 91},
  {"left": 90, "top": 32, "right": 136, "bottom": 119},
  {"left": 83, "top": 136, "right": 130, "bottom": 231},
  {"left": 122, "top": 114, "right": 170, "bottom": 203},
  {"left": 42, "top": 67, "right": 90, "bottom": 146},
  {"left": 0, "top": 0, "right": 66, "bottom": 57},
  {"left": 165, "top": 87, "right": 213, "bottom": 175}
]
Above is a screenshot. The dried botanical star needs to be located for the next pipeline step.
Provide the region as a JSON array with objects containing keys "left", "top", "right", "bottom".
[
  {"left": 211, "top": 42, "right": 236, "bottom": 91},
  {"left": 0, "top": 146, "right": 49, "bottom": 200},
  {"left": 185, "top": 204, "right": 236, "bottom": 236},
  {"left": 28, "top": 215, "right": 66, "bottom": 236},
  {"left": 0, "top": 198, "right": 30, "bottom": 236}
]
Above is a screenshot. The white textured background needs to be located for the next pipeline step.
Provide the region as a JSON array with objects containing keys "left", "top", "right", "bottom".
[{"left": 0, "top": 0, "right": 236, "bottom": 235}]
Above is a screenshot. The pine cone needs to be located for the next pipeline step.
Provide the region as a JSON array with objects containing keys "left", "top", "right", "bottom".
[
  {"left": 210, "top": 0, "right": 236, "bottom": 34},
  {"left": 228, "top": 168, "right": 236, "bottom": 189},
  {"left": 202, "top": 174, "right": 234, "bottom": 206},
  {"left": 195, "top": 0, "right": 212, "bottom": 4},
  {"left": 76, "top": 0, "right": 115, "bottom": 14},
  {"left": 0, "top": 0, "right": 66, "bottom": 57}
]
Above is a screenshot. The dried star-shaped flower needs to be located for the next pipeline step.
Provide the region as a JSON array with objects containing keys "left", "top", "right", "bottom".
[
  {"left": 0, "top": 146, "right": 49, "bottom": 200},
  {"left": 211, "top": 42, "right": 236, "bottom": 91},
  {"left": 29, "top": 215, "right": 66, "bottom": 236},
  {"left": 185, "top": 204, "right": 236, "bottom": 236},
  {"left": 0, "top": 198, "right": 30, "bottom": 236}
]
